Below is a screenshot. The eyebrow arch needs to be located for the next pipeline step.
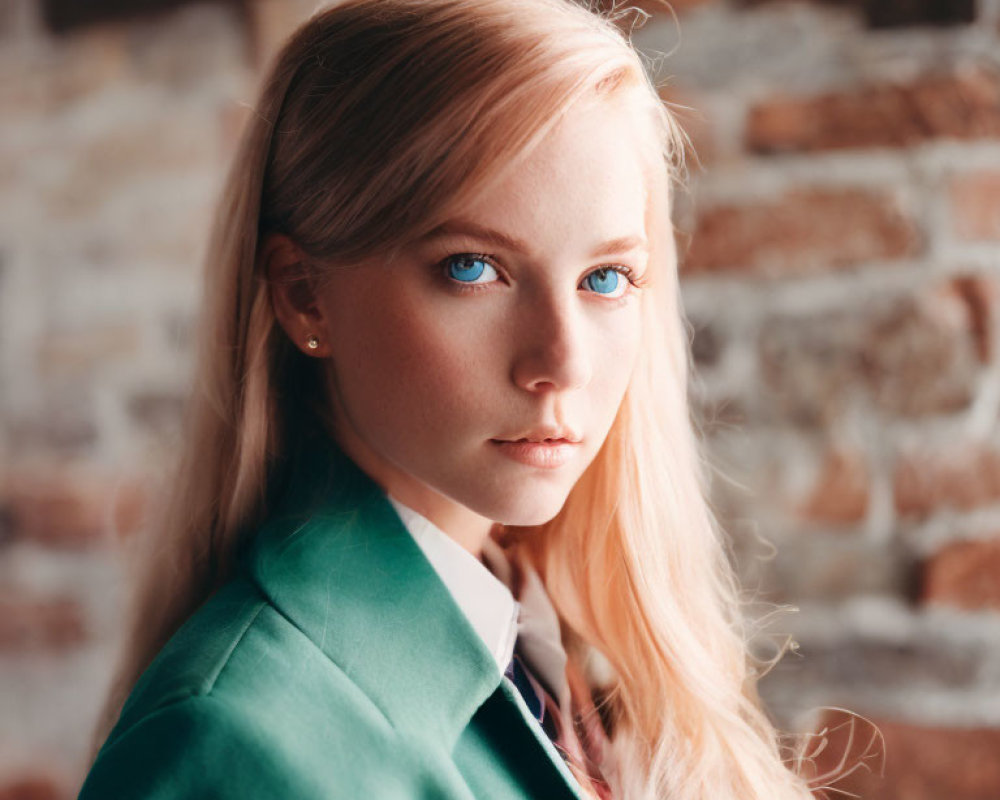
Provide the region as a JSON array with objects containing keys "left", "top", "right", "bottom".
[{"left": 420, "top": 218, "right": 648, "bottom": 259}]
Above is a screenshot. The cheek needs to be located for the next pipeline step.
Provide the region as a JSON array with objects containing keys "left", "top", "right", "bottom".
[
  {"left": 322, "top": 280, "right": 492, "bottom": 438},
  {"left": 593, "top": 305, "right": 643, "bottom": 399}
]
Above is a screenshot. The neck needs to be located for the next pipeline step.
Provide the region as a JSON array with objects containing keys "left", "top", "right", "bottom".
[{"left": 324, "top": 409, "right": 498, "bottom": 560}]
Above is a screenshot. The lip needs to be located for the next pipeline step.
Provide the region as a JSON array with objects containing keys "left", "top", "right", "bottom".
[
  {"left": 489, "top": 438, "right": 580, "bottom": 469},
  {"left": 494, "top": 424, "right": 582, "bottom": 444}
]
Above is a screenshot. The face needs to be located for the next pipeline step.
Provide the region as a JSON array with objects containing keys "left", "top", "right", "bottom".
[{"left": 315, "top": 93, "right": 654, "bottom": 538}]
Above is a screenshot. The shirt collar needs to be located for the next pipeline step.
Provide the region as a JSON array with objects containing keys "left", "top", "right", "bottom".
[
  {"left": 386, "top": 495, "right": 570, "bottom": 709},
  {"left": 385, "top": 495, "right": 520, "bottom": 674}
]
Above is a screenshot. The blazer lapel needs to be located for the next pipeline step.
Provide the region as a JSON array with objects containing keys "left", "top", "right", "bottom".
[{"left": 239, "top": 429, "right": 587, "bottom": 799}]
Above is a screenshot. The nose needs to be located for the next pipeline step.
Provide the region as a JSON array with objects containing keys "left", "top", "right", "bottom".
[{"left": 510, "top": 293, "right": 592, "bottom": 394}]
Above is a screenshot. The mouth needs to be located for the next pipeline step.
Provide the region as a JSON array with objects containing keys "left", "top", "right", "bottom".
[
  {"left": 491, "top": 426, "right": 583, "bottom": 445},
  {"left": 495, "top": 437, "right": 572, "bottom": 443},
  {"left": 489, "top": 437, "right": 580, "bottom": 469}
]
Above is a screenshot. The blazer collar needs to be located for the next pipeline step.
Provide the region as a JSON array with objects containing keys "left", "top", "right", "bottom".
[
  {"left": 239, "top": 430, "right": 506, "bottom": 748},
  {"left": 385, "top": 494, "right": 520, "bottom": 675}
]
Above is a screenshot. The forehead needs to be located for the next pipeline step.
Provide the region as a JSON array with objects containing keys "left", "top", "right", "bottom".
[{"left": 455, "top": 93, "right": 651, "bottom": 258}]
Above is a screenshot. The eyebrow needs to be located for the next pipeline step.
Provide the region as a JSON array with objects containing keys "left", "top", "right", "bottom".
[{"left": 420, "top": 218, "right": 648, "bottom": 259}]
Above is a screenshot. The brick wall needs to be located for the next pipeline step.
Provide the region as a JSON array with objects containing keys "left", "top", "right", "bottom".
[
  {"left": 1, "top": 0, "right": 998, "bottom": 797},
  {"left": 631, "top": 0, "right": 1000, "bottom": 797}
]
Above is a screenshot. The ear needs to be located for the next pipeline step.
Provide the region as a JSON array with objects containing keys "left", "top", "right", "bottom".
[{"left": 260, "top": 232, "right": 331, "bottom": 357}]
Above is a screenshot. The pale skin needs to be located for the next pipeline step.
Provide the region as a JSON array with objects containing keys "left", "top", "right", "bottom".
[{"left": 266, "top": 93, "right": 652, "bottom": 561}]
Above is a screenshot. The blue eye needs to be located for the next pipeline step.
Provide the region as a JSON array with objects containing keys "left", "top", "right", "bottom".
[
  {"left": 445, "top": 254, "right": 498, "bottom": 284},
  {"left": 584, "top": 268, "right": 623, "bottom": 296}
]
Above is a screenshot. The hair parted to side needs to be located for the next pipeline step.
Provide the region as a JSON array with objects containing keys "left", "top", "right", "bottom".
[{"left": 90, "top": 0, "right": 871, "bottom": 797}]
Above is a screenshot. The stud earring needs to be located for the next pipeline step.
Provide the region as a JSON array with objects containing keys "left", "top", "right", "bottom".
[{"left": 306, "top": 334, "right": 320, "bottom": 350}]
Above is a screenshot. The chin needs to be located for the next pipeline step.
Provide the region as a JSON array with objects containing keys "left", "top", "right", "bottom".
[{"left": 485, "top": 486, "right": 571, "bottom": 528}]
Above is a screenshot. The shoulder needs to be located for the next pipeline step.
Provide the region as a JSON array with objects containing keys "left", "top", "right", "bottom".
[
  {"left": 80, "top": 692, "right": 305, "bottom": 799},
  {"left": 80, "top": 577, "right": 438, "bottom": 800},
  {"left": 110, "top": 576, "right": 392, "bottom": 735}
]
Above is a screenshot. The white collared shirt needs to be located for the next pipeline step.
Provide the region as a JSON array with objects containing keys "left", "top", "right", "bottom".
[{"left": 386, "top": 494, "right": 570, "bottom": 708}]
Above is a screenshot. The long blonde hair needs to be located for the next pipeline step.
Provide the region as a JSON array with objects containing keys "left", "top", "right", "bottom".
[{"left": 91, "top": 1, "right": 855, "bottom": 797}]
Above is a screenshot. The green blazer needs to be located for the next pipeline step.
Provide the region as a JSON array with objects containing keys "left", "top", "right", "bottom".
[{"left": 78, "top": 432, "right": 591, "bottom": 799}]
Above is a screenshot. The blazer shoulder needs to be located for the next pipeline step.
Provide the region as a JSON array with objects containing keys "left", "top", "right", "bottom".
[
  {"left": 80, "top": 690, "right": 440, "bottom": 800},
  {"left": 79, "top": 692, "right": 303, "bottom": 799},
  {"left": 81, "top": 579, "right": 436, "bottom": 799},
  {"left": 116, "top": 574, "right": 385, "bottom": 715},
  {"left": 109, "top": 576, "right": 270, "bottom": 732}
]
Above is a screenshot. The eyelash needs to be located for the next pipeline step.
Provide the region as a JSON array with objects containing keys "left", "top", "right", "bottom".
[{"left": 436, "top": 251, "right": 648, "bottom": 302}]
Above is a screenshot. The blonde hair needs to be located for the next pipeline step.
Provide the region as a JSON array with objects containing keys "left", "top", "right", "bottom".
[{"left": 91, "top": 1, "right": 863, "bottom": 797}]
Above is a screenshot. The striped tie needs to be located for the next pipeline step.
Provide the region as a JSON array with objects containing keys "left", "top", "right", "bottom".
[{"left": 504, "top": 647, "right": 614, "bottom": 800}]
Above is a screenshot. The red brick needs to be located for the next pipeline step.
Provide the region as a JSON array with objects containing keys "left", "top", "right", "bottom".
[
  {"left": 0, "top": 764, "right": 73, "bottom": 800},
  {"left": 682, "top": 189, "right": 921, "bottom": 275},
  {"left": 948, "top": 273, "right": 1000, "bottom": 363},
  {"left": 1, "top": 467, "right": 148, "bottom": 548},
  {"left": 796, "top": 709, "right": 885, "bottom": 796},
  {"left": 0, "top": 592, "right": 88, "bottom": 653},
  {"left": 36, "top": 324, "right": 141, "bottom": 377},
  {"left": 806, "top": 710, "right": 1000, "bottom": 800},
  {"left": 951, "top": 172, "right": 1000, "bottom": 242},
  {"left": 859, "top": 277, "right": 988, "bottom": 415},
  {"left": 759, "top": 278, "right": 983, "bottom": 426},
  {"left": 659, "top": 87, "right": 717, "bottom": 166},
  {"left": 747, "top": 66, "right": 1000, "bottom": 154},
  {"left": 921, "top": 537, "right": 1000, "bottom": 611},
  {"left": 894, "top": 442, "right": 1000, "bottom": 519},
  {"left": 0, "top": 775, "right": 64, "bottom": 800},
  {"left": 795, "top": 448, "right": 869, "bottom": 524}
]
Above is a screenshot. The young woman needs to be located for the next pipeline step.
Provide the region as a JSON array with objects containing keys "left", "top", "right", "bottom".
[{"left": 79, "top": 0, "right": 847, "bottom": 797}]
